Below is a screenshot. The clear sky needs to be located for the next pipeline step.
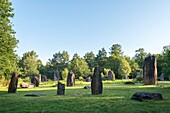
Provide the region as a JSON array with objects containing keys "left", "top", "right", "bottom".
[{"left": 11, "top": 0, "right": 170, "bottom": 64}]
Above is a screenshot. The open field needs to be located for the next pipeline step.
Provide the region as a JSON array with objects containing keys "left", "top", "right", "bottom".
[{"left": 0, "top": 80, "right": 170, "bottom": 113}]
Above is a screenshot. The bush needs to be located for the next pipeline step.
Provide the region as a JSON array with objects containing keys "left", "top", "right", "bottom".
[
  {"left": 61, "top": 68, "right": 69, "bottom": 80},
  {"left": 0, "top": 75, "right": 10, "bottom": 87},
  {"left": 78, "top": 76, "right": 84, "bottom": 81}
]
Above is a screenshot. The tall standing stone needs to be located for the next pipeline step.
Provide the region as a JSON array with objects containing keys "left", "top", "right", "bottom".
[
  {"left": 67, "top": 72, "right": 75, "bottom": 86},
  {"left": 8, "top": 72, "right": 18, "bottom": 93},
  {"left": 36, "top": 74, "right": 41, "bottom": 83},
  {"left": 57, "top": 81, "right": 65, "bottom": 95},
  {"left": 91, "top": 67, "right": 103, "bottom": 95},
  {"left": 41, "top": 75, "right": 47, "bottom": 82},
  {"left": 31, "top": 76, "right": 39, "bottom": 87},
  {"left": 143, "top": 56, "right": 157, "bottom": 85},
  {"left": 54, "top": 70, "right": 60, "bottom": 81},
  {"left": 108, "top": 70, "right": 115, "bottom": 80}
]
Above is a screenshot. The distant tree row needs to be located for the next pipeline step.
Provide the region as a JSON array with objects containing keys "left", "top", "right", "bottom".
[{"left": 16, "top": 44, "right": 170, "bottom": 81}]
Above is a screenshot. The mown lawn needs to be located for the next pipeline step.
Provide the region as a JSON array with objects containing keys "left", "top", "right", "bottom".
[{"left": 0, "top": 80, "right": 170, "bottom": 113}]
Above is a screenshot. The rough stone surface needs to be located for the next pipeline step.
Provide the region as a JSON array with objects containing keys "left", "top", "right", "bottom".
[
  {"left": 8, "top": 72, "right": 18, "bottom": 93},
  {"left": 108, "top": 70, "right": 114, "bottom": 80},
  {"left": 67, "top": 72, "right": 75, "bottom": 86},
  {"left": 20, "top": 82, "right": 29, "bottom": 88},
  {"left": 159, "top": 73, "right": 164, "bottom": 81},
  {"left": 123, "top": 75, "right": 129, "bottom": 79},
  {"left": 36, "top": 74, "right": 41, "bottom": 83},
  {"left": 84, "top": 86, "right": 91, "bottom": 89},
  {"left": 131, "top": 92, "right": 163, "bottom": 101},
  {"left": 54, "top": 70, "right": 60, "bottom": 81},
  {"left": 31, "top": 76, "right": 39, "bottom": 87},
  {"left": 85, "top": 76, "right": 92, "bottom": 82},
  {"left": 41, "top": 75, "right": 47, "bottom": 82},
  {"left": 57, "top": 82, "right": 65, "bottom": 95},
  {"left": 91, "top": 67, "right": 103, "bottom": 95},
  {"left": 143, "top": 56, "right": 157, "bottom": 85}
]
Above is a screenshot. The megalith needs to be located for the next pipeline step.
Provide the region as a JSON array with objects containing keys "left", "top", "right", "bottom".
[
  {"left": 57, "top": 81, "right": 65, "bottom": 95},
  {"left": 31, "top": 76, "right": 39, "bottom": 87},
  {"left": 143, "top": 56, "right": 157, "bottom": 85},
  {"left": 91, "top": 67, "right": 103, "bottom": 95},
  {"left": 8, "top": 72, "right": 18, "bottom": 93},
  {"left": 54, "top": 70, "right": 60, "bottom": 81},
  {"left": 67, "top": 72, "right": 75, "bottom": 86}
]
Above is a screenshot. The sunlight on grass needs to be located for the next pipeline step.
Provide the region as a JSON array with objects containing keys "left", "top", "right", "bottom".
[{"left": 0, "top": 81, "right": 170, "bottom": 113}]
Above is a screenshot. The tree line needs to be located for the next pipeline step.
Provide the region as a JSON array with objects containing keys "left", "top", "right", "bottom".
[{"left": 1, "top": 0, "right": 170, "bottom": 86}]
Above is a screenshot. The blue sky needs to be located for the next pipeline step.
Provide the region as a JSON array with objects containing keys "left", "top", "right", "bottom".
[{"left": 11, "top": 0, "right": 170, "bottom": 64}]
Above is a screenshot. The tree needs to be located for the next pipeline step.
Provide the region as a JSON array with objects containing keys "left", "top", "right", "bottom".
[
  {"left": 19, "top": 51, "right": 39, "bottom": 75},
  {"left": 105, "top": 56, "right": 121, "bottom": 79},
  {"left": 38, "top": 62, "right": 53, "bottom": 80},
  {"left": 133, "top": 48, "right": 147, "bottom": 69},
  {"left": 156, "top": 54, "right": 163, "bottom": 77},
  {"left": 49, "top": 51, "right": 69, "bottom": 71},
  {"left": 109, "top": 44, "right": 123, "bottom": 57},
  {"left": 124, "top": 56, "right": 139, "bottom": 77},
  {"left": 118, "top": 57, "right": 131, "bottom": 77},
  {"left": 61, "top": 68, "right": 69, "bottom": 80},
  {"left": 0, "top": 0, "right": 19, "bottom": 80},
  {"left": 70, "top": 53, "right": 91, "bottom": 78},
  {"left": 84, "top": 51, "right": 95, "bottom": 71},
  {"left": 95, "top": 48, "right": 107, "bottom": 71},
  {"left": 162, "top": 45, "right": 170, "bottom": 79}
]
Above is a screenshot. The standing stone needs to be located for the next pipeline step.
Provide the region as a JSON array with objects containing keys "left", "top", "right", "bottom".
[
  {"left": 57, "top": 81, "right": 65, "bottom": 95},
  {"left": 123, "top": 75, "right": 129, "bottom": 79},
  {"left": 41, "top": 75, "right": 47, "bottom": 82},
  {"left": 159, "top": 73, "right": 164, "bottom": 81},
  {"left": 91, "top": 67, "right": 103, "bottom": 95},
  {"left": 143, "top": 56, "right": 157, "bottom": 85},
  {"left": 85, "top": 76, "right": 92, "bottom": 82},
  {"left": 54, "top": 70, "right": 60, "bottom": 81},
  {"left": 31, "top": 76, "right": 39, "bottom": 87},
  {"left": 8, "top": 72, "right": 18, "bottom": 93},
  {"left": 108, "top": 70, "right": 114, "bottom": 80},
  {"left": 36, "top": 74, "right": 41, "bottom": 83},
  {"left": 67, "top": 72, "right": 75, "bottom": 86}
]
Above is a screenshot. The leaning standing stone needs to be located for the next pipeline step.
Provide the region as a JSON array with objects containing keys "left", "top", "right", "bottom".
[
  {"left": 91, "top": 67, "right": 103, "bottom": 95},
  {"left": 8, "top": 72, "right": 18, "bottom": 93},
  {"left": 67, "top": 72, "right": 75, "bottom": 86},
  {"left": 57, "top": 82, "right": 65, "bottom": 95},
  {"left": 143, "top": 56, "right": 157, "bottom": 85}
]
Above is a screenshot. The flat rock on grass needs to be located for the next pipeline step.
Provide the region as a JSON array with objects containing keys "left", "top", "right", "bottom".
[
  {"left": 24, "top": 94, "right": 46, "bottom": 97},
  {"left": 131, "top": 92, "right": 163, "bottom": 101},
  {"left": 84, "top": 86, "right": 91, "bottom": 89},
  {"left": 124, "top": 82, "right": 135, "bottom": 85}
]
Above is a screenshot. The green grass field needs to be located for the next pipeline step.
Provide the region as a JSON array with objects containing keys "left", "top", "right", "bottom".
[{"left": 0, "top": 80, "right": 170, "bottom": 113}]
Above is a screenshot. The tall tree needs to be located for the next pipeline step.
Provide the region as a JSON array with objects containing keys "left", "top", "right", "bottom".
[
  {"left": 95, "top": 48, "right": 107, "bottom": 71},
  {"left": 162, "top": 45, "right": 170, "bottom": 79},
  {"left": 109, "top": 44, "right": 123, "bottom": 57},
  {"left": 19, "top": 51, "right": 39, "bottom": 75},
  {"left": 70, "top": 53, "right": 91, "bottom": 78},
  {"left": 118, "top": 57, "right": 131, "bottom": 77},
  {"left": 0, "top": 0, "right": 19, "bottom": 79},
  {"left": 84, "top": 51, "right": 95, "bottom": 71},
  {"left": 133, "top": 48, "right": 147, "bottom": 69},
  {"left": 49, "top": 51, "right": 69, "bottom": 71},
  {"left": 124, "top": 56, "right": 139, "bottom": 77}
]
